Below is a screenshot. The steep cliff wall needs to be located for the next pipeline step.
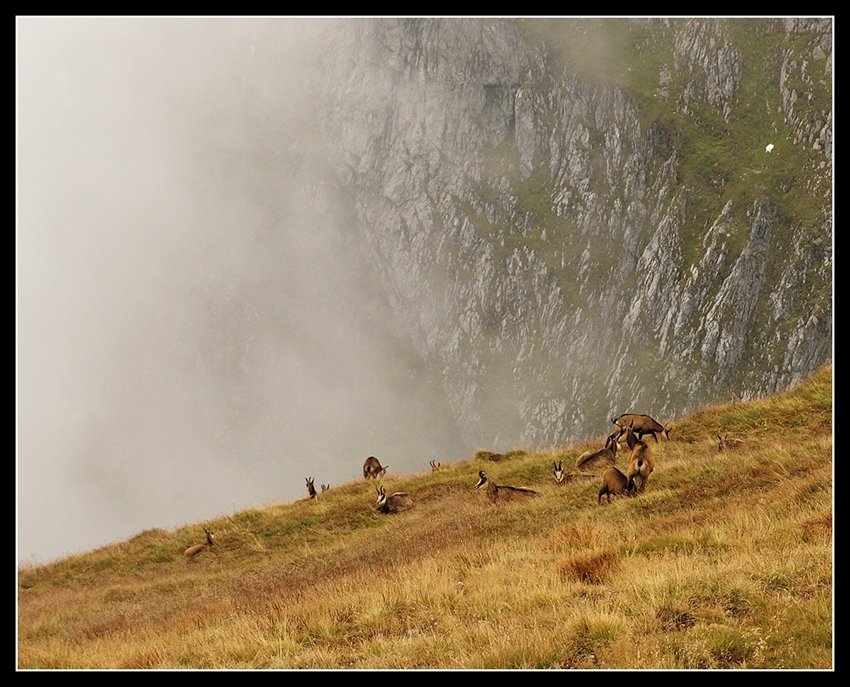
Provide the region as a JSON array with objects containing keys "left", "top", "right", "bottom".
[{"left": 307, "top": 17, "right": 831, "bottom": 448}]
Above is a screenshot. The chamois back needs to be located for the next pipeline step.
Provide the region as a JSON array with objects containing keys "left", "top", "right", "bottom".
[
  {"left": 598, "top": 467, "right": 630, "bottom": 504},
  {"left": 363, "top": 456, "right": 388, "bottom": 480},
  {"left": 575, "top": 435, "right": 618, "bottom": 471},
  {"left": 612, "top": 413, "right": 670, "bottom": 443}
]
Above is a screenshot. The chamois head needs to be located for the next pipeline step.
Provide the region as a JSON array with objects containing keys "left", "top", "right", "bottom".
[
  {"left": 553, "top": 461, "right": 566, "bottom": 485},
  {"left": 305, "top": 477, "right": 317, "bottom": 499},
  {"left": 430, "top": 460, "right": 441, "bottom": 472}
]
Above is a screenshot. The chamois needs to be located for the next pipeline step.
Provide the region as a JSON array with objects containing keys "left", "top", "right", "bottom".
[
  {"left": 474, "top": 470, "right": 538, "bottom": 503},
  {"left": 612, "top": 413, "right": 671, "bottom": 443},
  {"left": 321, "top": 483, "right": 330, "bottom": 493},
  {"left": 575, "top": 435, "right": 618, "bottom": 471},
  {"left": 553, "top": 460, "right": 565, "bottom": 484},
  {"left": 717, "top": 434, "right": 747, "bottom": 452},
  {"left": 184, "top": 527, "right": 214, "bottom": 559},
  {"left": 375, "top": 485, "right": 413, "bottom": 514},
  {"left": 553, "top": 461, "right": 598, "bottom": 485},
  {"left": 294, "top": 477, "right": 318, "bottom": 503},
  {"left": 429, "top": 460, "right": 441, "bottom": 472},
  {"left": 624, "top": 424, "right": 655, "bottom": 493},
  {"left": 363, "top": 456, "right": 388, "bottom": 480},
  {"left": 598, "top": 467, "right": 630, "bottom": 504}
]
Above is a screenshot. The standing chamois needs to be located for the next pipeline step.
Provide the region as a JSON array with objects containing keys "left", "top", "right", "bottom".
[
  {"left": 474, "top": 470, "right": 538, "bottom": 503},
  {"left": 612, "top": 414, "right": 671, "bottom": 443},
  {"left": 363, "top": 456, "right": 388, "bottom": 480},
  {"left": 184, "top": 527, "right": 215, "bottom": 559},
  {"left": 623, "top": 424, "right": 655, "bottom": 494},
  {"left": 598, "top": 467, "right": 631, "bottom": 504}
]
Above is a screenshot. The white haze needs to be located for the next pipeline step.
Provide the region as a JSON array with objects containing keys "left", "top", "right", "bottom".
[{"left": 17, "top": 17, "right": 468, "bottom": 565}]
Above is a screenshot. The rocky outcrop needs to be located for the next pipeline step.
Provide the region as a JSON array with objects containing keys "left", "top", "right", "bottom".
[{"left": 304, "top": 17, "right": 831, "bottom": 448}]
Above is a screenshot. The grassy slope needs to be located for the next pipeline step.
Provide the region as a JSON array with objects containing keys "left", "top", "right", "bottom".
[{"left": 18, "top": 365, "right": 832, "bottom": 669}]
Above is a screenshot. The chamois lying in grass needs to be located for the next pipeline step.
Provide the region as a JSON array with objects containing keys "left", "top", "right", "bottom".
[
  {"left": 474, "top": 470, "right": 538, "bottom": 503},
  {"left": 375, "top": 485, "right": 412, "bottom": 514},
  {"left": 184, "top": 527, "right": 214, "bottom": 559},
  {"left": 717, "top": 434, "right": 747, "bottom": 452},
  {"left": 294, "top": 477, "right": 318, "bottom": 502},
  {"left": 553, "top": 461, "right": 597, "bottom": 485},
  {"left": 575, "top": 435, "right": 618, "bottom": 471}
]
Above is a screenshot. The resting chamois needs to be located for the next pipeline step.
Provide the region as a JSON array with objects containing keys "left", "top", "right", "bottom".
[
  {"left": 717, "top": 434, "right": 747, "bottom": 452},
  {"left": 184, "top": 527, "right": 214, "bottom": 559},
  {"left": 375, "top": 485, "right": 412, "bottom": 514},
  {"left": 553, "top": 461, "right": 597, "bottom": 485},
  {"left": 474, "top": 470, "right": 538, "bottom": 504},
  {"left": 575, "top": 435, "right": 618, "bottom": 471}
]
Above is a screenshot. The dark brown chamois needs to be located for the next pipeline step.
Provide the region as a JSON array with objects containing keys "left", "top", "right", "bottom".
[
  {"left": 598, "top": 467, "right": 630, "bottom": 504},
  {"left": 363, "top": 456, "right": 388, "bottom": 480},
  {"left": 612, "top": 414, "right": 671, "bottom": 443}
]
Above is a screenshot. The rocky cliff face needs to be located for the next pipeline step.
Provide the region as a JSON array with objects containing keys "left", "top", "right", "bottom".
[{"left": 298, "top": 17, "right": 831, "bottom": 448}]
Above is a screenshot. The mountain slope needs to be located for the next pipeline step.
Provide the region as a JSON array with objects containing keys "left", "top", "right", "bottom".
[{"left": 17, "top": 365, "right": 832, "bottom": 669}]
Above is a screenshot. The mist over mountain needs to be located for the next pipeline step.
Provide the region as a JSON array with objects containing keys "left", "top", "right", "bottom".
[{"left": 17, "top": 17, "right": 831, "bottom": 563}]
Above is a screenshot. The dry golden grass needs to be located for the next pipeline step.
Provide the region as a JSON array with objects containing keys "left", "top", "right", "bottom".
[{"left": 18, "top": 365, "right": 832, "bottom": 669}]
